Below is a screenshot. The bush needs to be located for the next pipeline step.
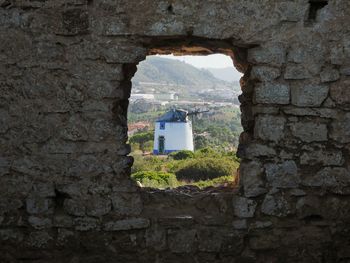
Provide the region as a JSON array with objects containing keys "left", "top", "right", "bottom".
[
  {"left": 169, "top": 150, "right": 195, "bottom": 160},
  {"left": 131, "top": 171, "right": 178, "bottom": 187},
  {"left": 194, "top": 147, "right": 220, "bottom": 158},
  {"left": 129, "top": 132, "right": 153, "bottom": 152},
  {"left": 175, "top": 157, "right": 237, "bottom": 182}
]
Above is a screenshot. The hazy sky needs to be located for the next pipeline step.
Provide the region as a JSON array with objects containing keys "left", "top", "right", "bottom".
[{"left": 157, "top": 54, "right": 235, "bottom": 69}]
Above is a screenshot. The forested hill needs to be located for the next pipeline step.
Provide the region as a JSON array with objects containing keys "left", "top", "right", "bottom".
[{"left": 132, "top": 57, "right": 230, "bottom": 87}]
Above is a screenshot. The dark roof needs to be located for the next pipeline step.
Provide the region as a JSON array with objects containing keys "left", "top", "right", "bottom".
[{"left": 156, "top": 109, "right": 188, "bottom": 122}]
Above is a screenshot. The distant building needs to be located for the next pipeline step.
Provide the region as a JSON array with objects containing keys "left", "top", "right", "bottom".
[
  {"left": 153, "top": 109, "right": 194, "bottom": 155},
  {"left": 130, "top": 93, "right": 155, "bottom": 101},
  {"left": 154, "top": 92, "right": 179, "bottom": 101}
]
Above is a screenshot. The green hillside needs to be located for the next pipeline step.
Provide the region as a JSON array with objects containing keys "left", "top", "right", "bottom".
[{"left": 133, "top": 56, "right": 229, "bottom": 87}]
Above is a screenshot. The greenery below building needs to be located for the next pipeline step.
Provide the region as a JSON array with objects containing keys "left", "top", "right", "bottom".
[{"left": 130, "top": 148, "right": 239, "bottom": 189}]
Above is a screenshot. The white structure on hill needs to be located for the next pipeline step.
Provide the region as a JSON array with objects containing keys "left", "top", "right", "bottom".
[{"left": 153, "top": 109, "right": 194, "bottom": 155}]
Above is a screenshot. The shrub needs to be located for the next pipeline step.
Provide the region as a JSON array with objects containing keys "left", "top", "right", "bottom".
[
  {"left": 129, "top": 132, "right": 153, "bottom": 152},
  {"left": 169, "top": 150, "right": 195, "bottom": 160},
  {"left": 175, "top": 157, "right": 237, "bottom": 182},
  {"left": 131, "top": 171, "right": 178, "bottom": 187},
  {"left": 194, "top": 147, "right": 220, "bottom": 158}
]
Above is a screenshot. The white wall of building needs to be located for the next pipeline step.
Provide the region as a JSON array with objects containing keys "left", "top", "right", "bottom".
[{"left": 153, "top": 121, "right": 194, "bottom": 154}]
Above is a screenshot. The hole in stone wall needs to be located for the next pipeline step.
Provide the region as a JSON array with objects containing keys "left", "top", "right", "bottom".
[
  {"left": 308, "top": 0, "right": 328, "bottom": 21},
  {"left": 128, "top": 50, "right": 245, "bottom": 191},
  {"left": 167, "top": 4, "right": 175, "bottom": 14}
]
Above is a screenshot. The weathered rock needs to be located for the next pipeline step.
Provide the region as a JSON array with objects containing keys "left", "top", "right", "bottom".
[
  {"left": 197, "top": 227, "right": 224, "bottom": 252},
  {"left": 111, "top": 193, "right": 143, "bottom": 216},
  {"left": 248, "top": 43, "right": 286, "bottom": 66},
  {"left": 145, "top": 224, "right": 166, "bottom": 251},
  {"left": 244, "top": 143, "right": 276, "bottom": 158},
  {"left": 291, "top": 84, "right": 329, "bottom": 107},
  {"left": 240, "top": 161, "right": 266, "bottom": 198},
  {"left": 330, "top": 112, "right": 350, "bottom": 143},
  {"left": 290, "top": 122, "right": 328, "bottom": 142},
  {"left": 232, "top": 219, "right": 247, "bottom": 230},
  {"left": 302, "top": 167, "right": 350, "bottom": 194},
  {"left": 233, "top": 197, "right": 257, "bottom": 218},
  {"left": 300, "top": 147, "right": 344, "bottom": 166},
  {"left": 28, "top": 216, "right": 52, "bottom": 229},
  {"left": 249, "top": 234, "right": 280, "bottom": 250},
  {"left": 261, "top": 194, "right": 292, "bottom": 217},
  {"left": 74, "top": 217, "right": 99, "bottom": 231},
  {"left": 254, "top": 115, "right": 286, "bottom": 142},
  {"left": 265, "top": 160, "right": 300, "bottom": 188},
  {"left": 254, "top": 82, "right": 290, "bottom": 104},
  {"left": 26, "top": 231, "right": 53, "bottom": 248},
  {"left": 104, "top": 218, "right": 150, "bottom": 231},
  {"left": 167, "top": 229, "right": 196, "bottom": 253},
  {"left": 86, "top": 197, "right": 112, "bottom": 217},
  {"left": 320, "top": 66, "right": 340, "bottom": 82},
  {"left": 250, "top": 221, "right": 273, "bottom": 229},
  {"left": 251, "top": 66, "right": 281, "bottom": 81},
  {"left": 26, "top": 196, "right": 52, "bottom": 215},
  {"left": 63, "top": 198, "right": 86, "bottom": 216},
  {"left": 330, "top": 79, "right": 350, "bottom": 108},
  {"left": 285, "top": 64, "right": 312, "bottom": 79},
  {"left": 296, "top": 196, "right": 322, "bottom": 219}
]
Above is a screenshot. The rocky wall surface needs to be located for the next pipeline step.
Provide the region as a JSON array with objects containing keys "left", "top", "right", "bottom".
[{"left": 0, "top": 0, "right": 349, "bottom": 262}]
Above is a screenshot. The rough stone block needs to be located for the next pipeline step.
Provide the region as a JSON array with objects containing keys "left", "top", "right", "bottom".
[
  {"left": 265, "top": 160, "right": 300, "bottom": 188},
  {"left": 275, "top": 1, "right": 307, "bottom": 22},
  {"left": 28, "top": 216, "right": 52, "bottom": 229},
  {"left": 0, "top": 156, "right": 9, "bottom": 176},
  {"left": 282, "top": 106, "right": 337, "bottom": 118},
  {"left": 261, "top": 194, "right": 292, "bottom": 217},
  {"left": 74, "top": 217, "right": 99, "bottom": 231},
  {"left": 26, "top": 196, "right": 52, "bottom": 215},
  {"left": 248, "top": 43, "right": 286, "bottom": 66},
  {"left": 320, "top": 66, "right": 340, "bottom": 82},
  {"left": 330, "top": 79, "right": 350, "bottom": 108},
  {"left": 63, "top": 199, "right": 86, "bottom": 216},
  {"left": 168, "top": 229, "right": 196, "bottom": 253},
  {"left": 197, "top": 227, "right": 223, "bottom": 252},
  {"left": 291, "top": 84, "right": 329, "bottom": 107},
  {"left": 86, "top": 197, "right": 112, "bottom": 217},
  {"left": 233, "top": 197, "right": 257, "bottom": 218},
  {"left": 59, "top": 8, "right": 89, "bottom": 36},
  {"left": 31, "top": 182, "right": 56, "bottom": 197},
  {"left": 330, "top": 113, "right": 350, "bottom": 143},
  {"left": 296, "top": 196, "right": 321, "bottom": 219},
  {"left": 60, "top": 116, "right": 89, "bottom": 142},
  {"left": 254, "top": 82, "right": 290, "bottom": 104},
  {"left": 254, "top": 115, "right": 286, "bottom": 142},
  {"left": 250, "top": 221, "right": 273, "bottom": 229},
  {"left": 251, "top": 66, "right": 281, "bottom": 81},
  {"left": 104, "top": 218, "right": 150, "bottom": 231},
  {"left": 232, "top": 219, "right": 247, "bottom": 230},
  {"left": 145, "top": 224, "right": 166, "bottom": 251},
  {"left": 244, "top": 143, "right": 276, "bottom": 158},
  {"left": 240, "top": 161, "right": 266, "bottom": 198},
  {"left": 285, "top": 64, "right": 311, "bottom": 79},
  {"left": 249, "top": 234, "right": 280, "bottom": 250},
  {"left": 300, "top": 148, "right": 344, "bottom": 166},
  {"left": 111, "top": 193, "right": 142, "bottom": 216},
  {"left": 26, "top": 231, "right": 53, "bottom": 248},
  {"left": 290, "top": 122, "right": 328, "bottom": 142},
  {"left": 302, "top": 167, "right": 350, "bottom": 194}
]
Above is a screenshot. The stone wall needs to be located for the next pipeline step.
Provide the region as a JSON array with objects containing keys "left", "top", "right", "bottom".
[{"left": 0, "top": 0, "right": 350, "bottom": 262}]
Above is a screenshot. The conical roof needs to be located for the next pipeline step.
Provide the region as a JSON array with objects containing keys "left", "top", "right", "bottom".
[{"left": 156, "top": 109, "right": 188, "bottom": 122}]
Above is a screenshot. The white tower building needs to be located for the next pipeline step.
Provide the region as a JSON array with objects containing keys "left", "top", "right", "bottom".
[{"left": 153, "top": 109, "right": 194, "bottom": 155}]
